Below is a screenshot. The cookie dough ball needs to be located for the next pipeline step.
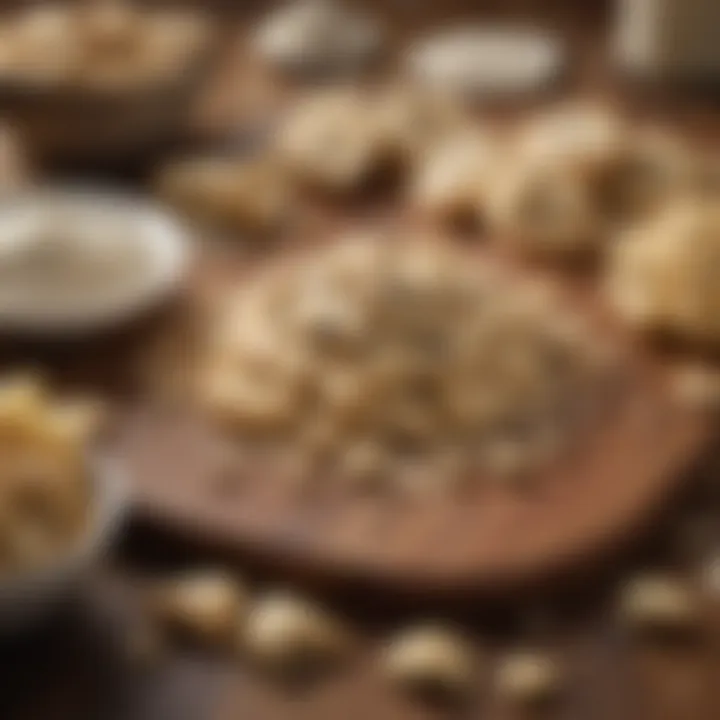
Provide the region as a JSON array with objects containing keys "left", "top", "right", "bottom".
[
  {"left": 253, "top": 0, "right": 383, "bottom": 77},
  {"left": 157, "top": 155, "right": 290, "bottom": 235},
  {"left": 495, "top": 650, "right": 563, "bottom": 706},
  {"left": 608, "top": 199, "right": 720, "bottom": 344},
  {"left": 618, "top": 574, "right": 700, "bottom": 635},
  {"left": 151, "top": 570, "right": 249, "bottom": 647},
  {"left": 276, "top": 88, "right": 385, "bottom": 191},
  {"left": 487, "top": 156, "right": 602, "bottom": 257},
  {"left": 382, "top": 624, "right": 476, "bottom": 699},
  {"left": 407, "top": 26, "right": 565, "bottom": 101},
  {"left": 243, "top": 591, "right": 350, "bottom": 672},
  {"left": 410, "top": 129, "right": 501, "bottom": 227}
]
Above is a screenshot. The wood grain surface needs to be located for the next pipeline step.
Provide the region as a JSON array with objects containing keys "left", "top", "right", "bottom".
[{"left": 117, "top": 242, "right": 712, "bottom": 597}]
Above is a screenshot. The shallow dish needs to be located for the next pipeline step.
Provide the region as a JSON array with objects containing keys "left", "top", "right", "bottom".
[{"left": 0, "top": 187, "right": 192, "bottom": 336}]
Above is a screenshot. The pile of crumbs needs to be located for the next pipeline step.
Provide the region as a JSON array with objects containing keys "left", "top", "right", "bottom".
[{"left": 202, "top": 236, "right": 619, "bottom": 495}]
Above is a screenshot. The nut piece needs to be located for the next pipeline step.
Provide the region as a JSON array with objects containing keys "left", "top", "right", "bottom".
[
  {"left": 618, "top": 574, "right": 699, "bottom": 634},
  {"left": 151, "top": 570, "right": 248, "bottom": 647},
  {"left": 382, "top": 625, "right": 476, "bottom": 698},
  {"left": 495, "top": 650, "right": 562, "bottom": 705},
  {"left": 243, "top": 591, "right": 350, "bottom": 672}
]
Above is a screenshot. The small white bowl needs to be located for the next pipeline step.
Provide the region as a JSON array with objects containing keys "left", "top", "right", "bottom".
[
  {"left": 0, "top": 187, "right": 192, "bottom": 336},
  {"left": 0, "top": 456, "right": 127, "bottom": 633}
]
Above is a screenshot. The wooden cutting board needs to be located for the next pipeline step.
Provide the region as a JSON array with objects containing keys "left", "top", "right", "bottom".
[{"left": 114, "top": 238, "right": 713, "bottom": 597}]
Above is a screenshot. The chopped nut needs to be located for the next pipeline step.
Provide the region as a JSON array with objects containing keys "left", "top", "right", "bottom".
[
  {"left": 618, "top": 574, "right": 700, "bottom": 635},
  {"left": 242, "top": 591, "right": 350, "bottom": 672},
  {"left": 495, "top": 650, "right": 562, "bottom": 705},
  {"left": 151, "top": 570, "right": 248, "bottom": 647},
  {"left": 382, "top": 625, "right": 476, "bottom": 699}
]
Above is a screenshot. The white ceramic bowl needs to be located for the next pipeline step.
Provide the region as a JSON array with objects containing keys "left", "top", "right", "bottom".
[
  {"left": 0, "top": 187, "right": 192, "bottom": 336},
  {"left": 0, "top": 456, "right": 127, "bottom": 633}
]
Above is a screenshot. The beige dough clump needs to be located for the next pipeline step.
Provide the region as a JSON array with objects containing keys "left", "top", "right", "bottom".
[
  {"left": 608, "top": 199, "right": 720, "bottom": 344},
  {"left": 410, "top": 129, "right": 501, "bottom": 227},
  {"left": 276, "top": 88, "right": 387, "bottom": 192},
  {"left": 0, "top": 374, "right": 99, "bottom": 575},
  {"left": 381, "top": 624, "right": 476, "bottom": 698},
  {"left": 243, "top": 591, "right": 350, "bottom": 671},
  {"left": 491, "top": 103, "right": 699, "bottom": 256},
  {"left": 487, "top": 156, "right": 602, "bottom": 257},
  {"left": 150, "top": 570, "right": 249, "bottom": 647},
  {"left": 374, "top": 85, "right": 471, "bottom": 168},
  {"left": 157, "top": 155, "right": 291, "bottom": 235}
]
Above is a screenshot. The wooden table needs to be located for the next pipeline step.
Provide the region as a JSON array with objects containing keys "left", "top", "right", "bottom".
[{"left": 1, "top": 2, "right": 720, "bottom": 719}]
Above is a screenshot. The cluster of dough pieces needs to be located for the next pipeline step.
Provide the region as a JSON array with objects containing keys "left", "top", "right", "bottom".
[
  {"left": 0, "top": 1, "right": 212, "bottom": 90},
  {"left": 0, "top": 375, "right": 99, "bottom": 575},
  {"left": 131, "top": 563, "right": 715, "bottom": 705},
  {"left": 202, "top": 237, "right": 613, "bottom": 493},
  {"left": 140, "top": 569, "right": 565, "bottom": 706},
  {"left": 159, "top": 90, "right": 720, "bottom": 349}
]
